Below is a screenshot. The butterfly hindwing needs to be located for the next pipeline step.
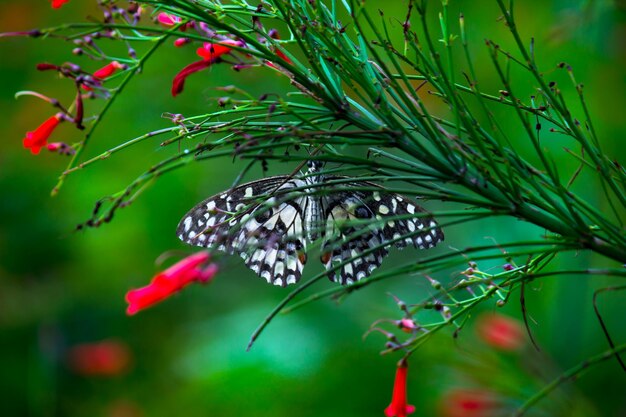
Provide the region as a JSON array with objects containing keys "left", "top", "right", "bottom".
[
  {"left": 176, "top": 176, "right": 308, "bottom": 286},
  {"left": 319, "top": 179, "right": 444, "bottom": 284}
]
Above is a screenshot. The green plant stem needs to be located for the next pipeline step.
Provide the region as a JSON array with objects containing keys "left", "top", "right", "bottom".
[
  {"left": 51, "top": 23, "right": 182, "bottom": 196},
  {"left": 513, "top": 343, "right": 626, "bottom": 417}
]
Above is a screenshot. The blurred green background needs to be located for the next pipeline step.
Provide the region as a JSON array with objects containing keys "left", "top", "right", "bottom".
[{"left": 1, "top": 1, "right": 625, "bottom": 416}]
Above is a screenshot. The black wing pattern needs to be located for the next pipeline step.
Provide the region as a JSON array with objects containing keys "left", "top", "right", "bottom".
[
  {"left": 176, "top": 176, "right": 309, "bottom": 287},
  {"left": 319, "top": 178, "right": 444, "bottom": 285}
]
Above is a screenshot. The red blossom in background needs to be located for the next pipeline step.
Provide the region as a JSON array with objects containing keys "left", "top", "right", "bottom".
[
  {"left": 171, "top": 41, "right": 240, "bottom": 97},
  {"left": 476, "top": 313, "right": 525, "bottom": 351},
  {"left": 23, "top": 114, "right": 62, "bottom": 155},
  {"left": 67, "top": 340, "right": 132, "bottom": 376},
  {"left": 439, "top": 388, "right": 498, "bottom": 417},
  {"left": 385, "top": 364, "right": 416, "bottom": 417},
  {"left": 125, "top": 252, "right": 218, "bottom": 315},
  {"left": 51, "top": 0, "right": 70, "bottom": 9}
]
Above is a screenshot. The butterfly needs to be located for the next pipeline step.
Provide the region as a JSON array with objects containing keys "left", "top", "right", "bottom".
[{"left": 176, "top": 161, "right": 444, "bottom": 287}]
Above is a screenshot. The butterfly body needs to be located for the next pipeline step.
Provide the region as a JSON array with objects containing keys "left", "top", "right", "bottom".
[{"left": 177, "top": 163, "right": 444, "bottom": 286}]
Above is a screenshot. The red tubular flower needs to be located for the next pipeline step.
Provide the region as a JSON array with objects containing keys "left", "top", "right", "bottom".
[
  {"left": 171, "top": 41, "right": 239, "bottom": 97},
  {"left": 51, "top": 0, "right": 70, "bottom": 8},
  {"left": 82, "top": 61, "right": 126, "bottom": 91},
  {"left": 385, "top": 364, "right": 416, "bottom": 417},
  {"left": 174, "top": 38, "right": 191, "bottom": 47},
  {"left": 157, "top": 12, "right": 182, "bottom": 27},
  {"left": 23, "top": 114, "right": 62, "bottom": 155},
  {"left": 93, "top": 61, "right": 125, "bottom": 79},
  {"left": 36, "top": 63, "right": 60, "bottom": 71},
  {"left": 125, "top": 252, "right": 217, "bottom": 315},
  {"left": 476, "top": 313, "right": 525, "bottom": 351},
  {"left": 171, "top": 60, "right": 212, "bottom": 97},
  {"left": 67, "top": 340, "right": 132, "bottom": 377}
]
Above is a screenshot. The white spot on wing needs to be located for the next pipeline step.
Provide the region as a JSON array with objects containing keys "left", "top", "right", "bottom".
[
  {"left": 265, "top": 248, "right": 278, "bottom": 266},
  {"left": 275, "top": 262, "right": 285, "bottom": 276},
  {"left": 252, "top": 250, "right": 264, "bottom": 263}
]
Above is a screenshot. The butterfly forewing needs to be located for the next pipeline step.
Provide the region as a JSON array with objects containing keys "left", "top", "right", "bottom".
[{"left": 176, "top": 176, "right": 309, "bottom": 287}]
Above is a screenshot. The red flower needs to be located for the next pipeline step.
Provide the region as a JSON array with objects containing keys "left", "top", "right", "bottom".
[
  {"left": 82, "top": 61, "right": 126, "bottom": 91},
  {"left": 47, "top": 142, "right": 75, "bottom": 155},
  {"left": 51, "top": 0, "right": 70, "bottom": 8},
  {"left": 174, "top": 38, "right": 191, "bottom": 48},
  {"left": 439, "top": 388, "right": 498, "bottom": 417},
  {"left": 93, "top": 61, "right": 125, "bottom": 79},
  {"left": 67, "top": 340, "right": 132, "bottom": 377},
  {"left": 171, "top": 41, "right": 239, "bottom": 97},
  {"left": 385, "top": 364, "right": 416, "bottom": 417},
  {"left": 195, "top": 41, "right": 237, "bottom": 60},
  {"left": 23, "top": 114, "right": 62, "bottom": 155},
  {"left": 171, "top": 60, "right": 213, "bottom": 97},
  {"left": 157, "top": 12, "right": 182, "bottom": 27},
  {"left": 476, "top": 313, "right": 525, "bottom": 351},
  {"left": 398, "top": 318, "right": 418, "bottom": 333},
  {"left": 125, "top": 252, "right": 217, "bottom": 315}
]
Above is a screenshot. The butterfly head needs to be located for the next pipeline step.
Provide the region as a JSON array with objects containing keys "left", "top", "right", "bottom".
[{"left": 306, "top": 160, "right": 325, "bottom": 173}]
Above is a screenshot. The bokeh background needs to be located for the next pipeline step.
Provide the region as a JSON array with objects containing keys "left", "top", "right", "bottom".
[{"left": 1, "top": 1, "right": 625, "bottom": 416}]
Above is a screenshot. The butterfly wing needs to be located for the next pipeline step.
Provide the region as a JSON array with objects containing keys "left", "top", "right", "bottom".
[
  {"left": 177, "top": 176, "right": 309, "bottom": 287},
  {"left": 320, "top": 179, "right": 444, "bottom": 285}
]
